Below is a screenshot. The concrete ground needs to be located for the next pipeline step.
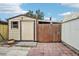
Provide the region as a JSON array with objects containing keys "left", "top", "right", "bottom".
[
  {"left": 15, "top": 42, "right": 37, "bottom": 47},
  {"left": 0, "top": 46, "right": 30, "bottom": 56},
  {"left": 0, "top": 42, "right": 37, "bottom": 56}
]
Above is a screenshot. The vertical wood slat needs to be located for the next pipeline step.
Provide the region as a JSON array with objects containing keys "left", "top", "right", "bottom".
[
  {"left": 37, "top": 23, "right": 61, "bottom": 42},
  {"left": 0, "top": 23, "right": 8, "bottom": 41},
  {"left": 37, "top": 24, "right": 51, "bottom": 42}
]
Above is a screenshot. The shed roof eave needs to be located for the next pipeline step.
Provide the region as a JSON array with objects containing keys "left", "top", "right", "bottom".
[
  {"left": 62, "top": 16, "right": 79, "bottom": 23},
  {"left": 6, "top": 14, "right": 38, "bottom": 20}
]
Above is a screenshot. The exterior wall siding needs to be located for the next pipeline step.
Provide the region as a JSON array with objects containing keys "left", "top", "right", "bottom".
[
  {"left": 62, "top": 19, "right": 79, "bottom": 50},
  {"left": 9, "top": 20, "right": 20, "bottom": 40}
]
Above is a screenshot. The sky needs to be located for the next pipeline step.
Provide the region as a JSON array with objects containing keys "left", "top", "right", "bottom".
[{"left": 0, "top": 3, "right": 79, "bottom": 21}]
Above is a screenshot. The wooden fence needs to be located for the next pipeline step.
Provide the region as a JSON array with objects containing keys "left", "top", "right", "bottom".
[
  {"left": 37, "top": 22, "right": 61, "bottom": 42},
  {"left": 0, "top": 21, "right": 8, "bottom": 42}
]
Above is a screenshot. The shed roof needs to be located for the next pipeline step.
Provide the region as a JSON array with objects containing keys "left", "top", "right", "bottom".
[
  {"left": 63, "top": 12, "right": 79, "bottom": 22},
  {"left": 7, "top": 13, "right": 38, "bottom": 20}
]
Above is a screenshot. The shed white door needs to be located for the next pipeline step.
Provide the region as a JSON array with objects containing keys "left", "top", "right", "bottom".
[{"left": 21, "top": 21, "right": 34, "bottom": 41}]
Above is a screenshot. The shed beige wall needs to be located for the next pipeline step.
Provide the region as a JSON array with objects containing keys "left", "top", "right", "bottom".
[{"left": 9, "top": 20, "right": 20, "bottom": 40}]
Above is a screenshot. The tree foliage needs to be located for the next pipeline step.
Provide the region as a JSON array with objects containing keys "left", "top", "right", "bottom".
[
  {"left": 36, "top": 10, "right": 44, "bottom": 20},
  {"left": 25, "top": 10, "right": 44, "bottom": 20}
]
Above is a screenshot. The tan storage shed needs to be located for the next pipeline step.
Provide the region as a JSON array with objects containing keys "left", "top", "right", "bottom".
[{"left": 8, "top": 14, "right": 37, "bottom": 42}]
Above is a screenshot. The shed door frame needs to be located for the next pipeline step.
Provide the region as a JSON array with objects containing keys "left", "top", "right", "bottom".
[{"left": 20, "top": 20, "right": 35, "bottom": 41}]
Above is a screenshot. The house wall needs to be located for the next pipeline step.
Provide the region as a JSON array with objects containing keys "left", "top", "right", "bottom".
[{"left": 62, "top": 17, "right": 79, "bottom": 50}]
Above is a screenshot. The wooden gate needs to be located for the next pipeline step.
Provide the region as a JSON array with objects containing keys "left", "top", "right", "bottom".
[{"left": 37, "top": 22, "right": 61, "bottom": 42}]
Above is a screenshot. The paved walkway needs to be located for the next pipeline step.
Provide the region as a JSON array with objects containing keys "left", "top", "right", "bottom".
[{"left": 27, "top": 43, "right": 78, "bottom": 56}]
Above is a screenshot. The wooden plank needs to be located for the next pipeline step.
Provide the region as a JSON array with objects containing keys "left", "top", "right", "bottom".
[
  {"left": 37, "top": 23, "right": 61, "bottom": 42},
  {"left": 37, "top": 24, "right": 51, "bottom": 42}
]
